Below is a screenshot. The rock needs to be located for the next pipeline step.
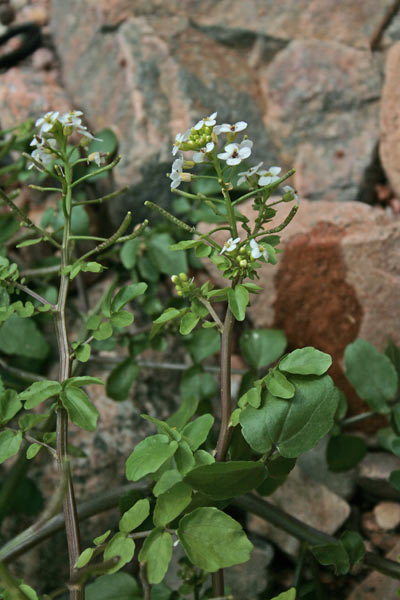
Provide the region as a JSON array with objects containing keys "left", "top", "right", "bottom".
[
  {"left": 380, "top": 42, "right": 400, "bottom": 198},
  {"left": 0, "top": 67, "right": 71, "bottom": 129},
  {"left": 374, "top": 502, "right": 400, "bottom": 530},
  {"left": 50, "top": 0, "right": 278, "bottom": 196},
  {"left": 248, "top": 466, "right": 350, "bottom": 556},
  {"left": 357, "top": 452, "right": 400, "bottom": 500},
  {"left": 261, "top": 40, "right": 383, "bottom": 203},
  {"left": 347, "top": 537, "right": 400, "bottom": 600},
  {"left": 297, "top": 437, "right": 356, "bottom": 500},
  {"left": 191, "top": 0, "right": 395, "bottom": 49}
]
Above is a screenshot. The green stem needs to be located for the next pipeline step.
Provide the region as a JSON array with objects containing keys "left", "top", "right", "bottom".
[
  {"left": 0, "top": 358, "right": 46, "bottom": 383},
  {"left": 231, "top": 169, "right": 296, "bottom": 206},
  {"left": 55, "top": 156, "right": 83, "bottom": 600},
  {"left": 145, "top": 200, "right": 195, "bottom": 233},
  {"left": 72, "top": 186, "right": 129, "bottom": 207},
  {"left": 0, "top": 562, "right": 31, "bottom": 600},
  {"left": 12, "top": 280, "right": 56, "bottom": 310},
  {"left": 70, "top": 156, "right": 121, "bottom": 188},
  {"left": 212, "top": 159, "right": 237, "bottom": 238}
]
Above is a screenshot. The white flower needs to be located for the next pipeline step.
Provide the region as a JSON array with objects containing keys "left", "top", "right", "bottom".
[
  {"left": 258, "top": 166, "right": 282, "bottom": 186},
  {"left": 249, "top": 239, "right": 262, "bottom": 259},
  {"left": 237, "top": 162, "right": 265, "bottom": 186},
  {"left": 88, "top": 151, "right": 105, "bottom": 167},
  {"left": 193, "top": 141, "right": 214, "bottom": 163},
  {"left": 35, "top": 111, "right": 59, "bottom": 135},
  {"left": 59, "top": 110, "right": 83, "bottom": 128},
  {"left": 282, "top": 185, "right": 299, "bottom": 203},
  {"left": 77, "top": 127, "right": 103, "bottom": 142},
  {"left": 172, "top": 130, "right": 189, "bottom": 156},
  {"left": 169, "top": 155, "right": 186, "bottom": 189},
  {"left": 28, "top": 147, "right": 54, "bottom": 170},
  {"left": 194, "top": 112, "right": 217, "bottom": 130},
  {"left": 214, "top": 121, "right": 247, "bottom": 135},
  {"left": 220, "top": 236, "right": 240, "bottom": 254},
  {"left": 217, "top": 139, "right": 253, "bottom": 166}
]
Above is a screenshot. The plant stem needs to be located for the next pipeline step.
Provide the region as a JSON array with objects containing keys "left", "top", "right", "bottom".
[
  {"left": 139, "top": 562, "right": 151, "bottom": 600},
  {"left": 12, "top": 280, "right": 56, "bottom": 310},
  {"left": 55, "top": 156, "right": 83, "bottom": 600},
  {"left": 215, "top": 306, "right": 235, "bottom": 462}
]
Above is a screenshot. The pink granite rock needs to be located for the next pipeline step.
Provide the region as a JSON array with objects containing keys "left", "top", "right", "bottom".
[
  {"left": 380, "top": 41, "right": 400, "bottom": 198},
  {"left": 261, "top": 40, "right": 382, "bottom": 203}
]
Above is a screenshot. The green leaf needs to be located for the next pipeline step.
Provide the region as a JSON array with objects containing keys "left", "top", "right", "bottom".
[
  {"left": 326, "top": 434, "right": 367, "bottom": 472},
  {"left": 86, "top": 573, "right": 141, "bottom": 600},
  {"left": 386, "top": 339, "right": 400, "bottom": 381},
  {"left": 193, "top": 449, "right": 215, "bottom": 466},
  {"left": 16, "top": 238, "right": 43, "bottom": 248},
  {"left": 26, "top": 443, "right": 41, "bottom": 459},
  {"left": 153, "top": 482, "right": 192, "bottom": 527},
  {"left": 185, "top": 328, "right": 221, "bottom": 364},
  {"left": 111, "top": 283, "right": 148, "bottom": 313},
  {"left": 0, "top": 389, "right": 21, "bottom": 425},
  {"left": 0, "top": 429, "right": 22, "bottom": 463},
  {"left": 178, "top": 507, "right": 253, "bottom": 571},
  {"left": 61, "top": 387, "right": 99, "bottom": 431},
  {"left": 240, "top": 329, "right": 287, "bottom": 369},
  {"left": 120, "top": 238, "right": 141, "bottom": 270},
  {"left": 169, "top": 239, "right": 200, "bottom": 251},
  {"left": 148, "top": 233, "right": 187, "bottom": 276},
  {"left": 238, "top": 386, "right": 261, "bottom": 409},
  {"left": 0, "top": 314, "right": 49, "bottom": 358},
  {"left": 106, "top": 359, "right": 138, "bottom": 401},
  {"left": 240, "top": 375, "right": 339, "bottom": 457},
  {"left": 311, "top": 542, "right": 350, "bottom": 575},
  {"left": 184, "top": 461, "right": 265, "bottom": 499},
  {"left": 141, "top": 415, "right": 181, "bottom": 441},
  {"left": 64, "top": 376, "right": 104, "bottom": 388},
  {"left": 264, "top": 370, "right": 295, "bottom": 399},
  {"left": 75, "top": 343, "right": 91, "bottom": 362},
  {"left": 93, "top": 321, "right": 113, "bottom": 341},
  {"left": 269, "top": 589, "right": 296, "bottom": 600},
  {"left": 153, "top": 307, "right": 181, "bottom": 324},
  {"left": 180, "top": 366, "right": 217, "bottom": 402},
  {"left": 228, "top": 285, "right": 249, "bottom": 321},
  {"left": 279, "top": 347, "right": 332, "bottom": 376},
  {"left": 139, "top": 529, "right": 173, "bottom": 584},
  {"left": 267, "top": 455, "right": 296, "bottom": 478},
  {"left": 153, "top": 469, "right": 183, "bottom": 497},
  {"left": 126, "top": 435, "right": 178, "bottom": 481},
  {"left": 174, "top": 440, "right": 195, "bottom": 476},
  {"left": 344, "top": 339, "right": 397, "bottom": 414},
  {"left": 340, "top": 530, "right": 365, "bottom": 565},
  {"left": 182, "top": 414, "right": 214, "bottom": 451},
  {"left": 76, "top": 547, "right": 94, "bottom": 568},
  {"left": 119, "top": 498, "right": 150, "bottom": 533},
  {"left": 19, "top": 380, "right": 61, "bottom": 409},
  {"left": 167, "top": 396, "right": 199, "bottom": 430},
  {"left": 94, "top": 530, "right": 111, "bottom": 546},
  {"left": 18, "top": 413, "right": 48, "bottom": 432},
  {"left": 179, "top": 312, "right": 200, "bottom": 336},
  {"left": 104, "top": 532, "right": 135, "bottom": 574},
  {"left": 110, "top": 310, "right": 134, "bottom": 328},
  {"left": 390, "top": 470, "right": 400, "bottom": 492}
]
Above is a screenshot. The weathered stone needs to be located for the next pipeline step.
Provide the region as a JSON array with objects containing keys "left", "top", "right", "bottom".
[
  {"left": 0, "top": 67, "right": 71, "bottom": 129},
  {"left": 191, "top": 0, "right": 395, "bottom": 49},
  {"left": 297, "top": 437, "right": 356, "bottom": 500},
  {"left": 261, "top": 40, "right": 383, "bottom": 203},
  {"left": 380, "top": 41, "right": 400, "bottom": 198},
  {"left": 374, "top": 501, "right": 400, "bottom": 531},
  {"left": 50, "top": 0, "right": 278, "bottom": 195},
  {"left": 357, "top": 452, "right": 400, "bottom": 500},
  {"left": 248, "top": 466, "right": 350, "bottom": 556},
  {"left": 347, "top": 537, "right": 400, "bottom": 600}
]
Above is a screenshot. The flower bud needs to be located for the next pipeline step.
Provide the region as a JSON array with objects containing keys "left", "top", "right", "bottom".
[
  {"left": 239, "top": 259, "right": 248, "bottom": 268},
  {"left": 171, "top": 275, "right": 179, "bottom": 284},
  {"left": 179, "top": 273, "right": 188, "bottom": 282}
]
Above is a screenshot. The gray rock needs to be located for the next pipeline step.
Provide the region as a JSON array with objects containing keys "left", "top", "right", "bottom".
[
  {"left": 248, "top": 466, "right": 350, "bottom": 556},
  {"left": 357, "top": 452, "right": 400, "bottom": 500},
  {"left": 297, "top": 437, "right": 356, "bottom": 500}
]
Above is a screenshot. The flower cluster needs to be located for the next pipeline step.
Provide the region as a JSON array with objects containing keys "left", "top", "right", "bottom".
[
  {"left": 171, "top": 273, "right": 196, "bottom": 297},
  {"left": 28, "top": 110, "right": 102, "bottom": 171},
  {"left": 219, "top": 235, "right": 277, "bottom": 277},
  {"left": 168, "top": 112, "right": 297, "bottom": 204}
]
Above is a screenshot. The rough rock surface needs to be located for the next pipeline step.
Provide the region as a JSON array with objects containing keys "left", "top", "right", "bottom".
[
  {"left": 261, "top": 40, "right": 383, "bottom": 203},
  {"left": 347, "top": 537, "right": 400, "bottom": 600},
  {"left": 248, "top": 466, "right": 350, "bottom": 556},
  {"left": 373, "top": 501, "right": 400, "bottom": 531},
  {"left": 48, "top": 0, "right": 389, "bottom": 216},
  {"left": 380, "top": 41, "right": 400, "bottom": 198},
  {"left": 357, "top": 452, "right": 400, "bottom": 501}
]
